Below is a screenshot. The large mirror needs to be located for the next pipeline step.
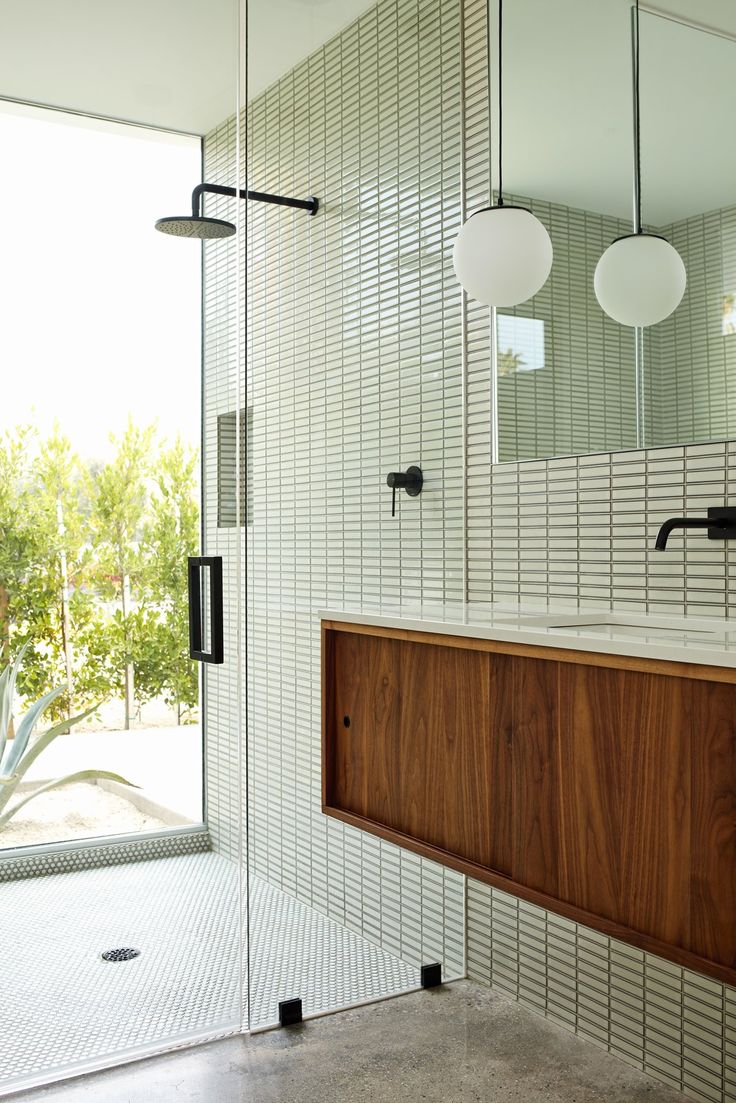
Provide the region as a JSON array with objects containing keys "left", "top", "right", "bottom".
[{"left": 495, "top": 0, "right": 736, "bottom": 461}]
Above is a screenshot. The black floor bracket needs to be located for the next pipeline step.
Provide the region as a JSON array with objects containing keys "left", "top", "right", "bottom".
[
  {"left": 421, "top": 963, "right": 442, "bottom": 989},
  {"left": 279, "top": 998, "right": 303, "bottom": 1027}
]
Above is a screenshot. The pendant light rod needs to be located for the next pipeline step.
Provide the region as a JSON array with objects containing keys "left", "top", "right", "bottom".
[{"left": 631, "top": 0, "right": 642, "bottom": 234}]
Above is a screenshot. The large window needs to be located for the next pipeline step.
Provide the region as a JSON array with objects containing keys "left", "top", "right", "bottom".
[{"left": 0, "top": 101, "right": 203, "bottom": 849}]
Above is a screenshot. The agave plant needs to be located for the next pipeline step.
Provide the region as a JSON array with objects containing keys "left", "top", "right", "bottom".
[{"left": 0, "top": 645, "right": 135, "bottom": 831}]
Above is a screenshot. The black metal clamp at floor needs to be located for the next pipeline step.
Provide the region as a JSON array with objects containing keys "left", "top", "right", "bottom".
[
  {"left": 279, "top": 998, "right": 304, "bottom": 1027},
  {"left": 421, "top": 963, "right": 442, "bottom": 989}
]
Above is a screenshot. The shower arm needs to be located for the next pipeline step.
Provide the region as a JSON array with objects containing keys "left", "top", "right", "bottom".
[{"left": 191, "top": 182, "right": 319, "bottom": 218}]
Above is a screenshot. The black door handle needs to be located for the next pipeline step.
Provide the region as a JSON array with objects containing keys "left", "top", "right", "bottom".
[{"left": 188, "top": 556, "right": 224, "bottom": 664}]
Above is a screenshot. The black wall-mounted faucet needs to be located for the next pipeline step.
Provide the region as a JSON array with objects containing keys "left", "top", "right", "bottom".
[
  {"left": 655, "top": 507, "right": 736, "bottom": 550},
  {"left": 386, "top": 466, "right": 423, "bottom": 517}
]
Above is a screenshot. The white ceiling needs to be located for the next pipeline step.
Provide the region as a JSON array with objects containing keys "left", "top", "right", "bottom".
[
  {"left": 0, "top": 0, "right": 240, "bottom": 135},
  {"left": 0, "top": 0, "right": 734, "bottom": 223},
  {"left": 0, "top": 0, "right": 374, "bottom": 135},
  {"left": 498, "top": 0, "right": 736, "bottom": 224}
]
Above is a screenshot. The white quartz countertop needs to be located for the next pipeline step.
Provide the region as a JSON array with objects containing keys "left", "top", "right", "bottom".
[{"left": 320, "top": 602, "right": 736, "bottom": 668}]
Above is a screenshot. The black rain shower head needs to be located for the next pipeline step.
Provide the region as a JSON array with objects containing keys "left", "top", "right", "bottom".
[
  {"left": 155, "top": 215, "right": 236, "bottom": 239},
  {"left": 155, "top": 182, "right": 319, "bottom": 240}
]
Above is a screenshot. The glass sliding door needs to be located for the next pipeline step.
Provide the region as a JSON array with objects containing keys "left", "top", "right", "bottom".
[
  {"left": 0, "top": 0, "right": 246, "bottom": 1092},
  {"left": 243, "top": 0, "right": 466, "bottom": 1031}
]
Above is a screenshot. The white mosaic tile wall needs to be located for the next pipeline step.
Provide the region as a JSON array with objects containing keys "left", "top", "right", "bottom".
[
  {"left": 203, "top": 0, "right": 468, "bottom": 1005},
  {"left": 200, "top": 0, "right": 736, "bottom": 1093},
  {"left": 462, "top": 7, "right": 736, "bottom": 1101}
]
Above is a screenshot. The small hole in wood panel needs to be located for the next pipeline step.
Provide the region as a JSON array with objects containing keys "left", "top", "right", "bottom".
[{"left": 343, "top": 715, "right": 351, "bottom": 728}]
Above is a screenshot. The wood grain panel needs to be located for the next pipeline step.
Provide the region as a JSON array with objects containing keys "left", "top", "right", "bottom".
[
  {"left": 690, "top": 680, "right": 736, "bottom": 968},
  {"left": 321, "top": 620, "right": 736, "bottom": 684},
  {"left": 511, "top": 657, "right": 560, "bottom": 896},
  {"left": 328, "top": 630, "right": 401, "bottom": 824},
  {"left": 558, "top": 666, "right": 690, "bottom": 947},
  {"left": 397, "top": 645, "right": 512, "bottom": 873},
  {"left": 322, "top": 621, "right": 736, "bottom": 986}
]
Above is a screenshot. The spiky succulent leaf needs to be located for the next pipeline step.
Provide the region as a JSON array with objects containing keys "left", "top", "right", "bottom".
[
  {"left": 1, "top": 686, "right": 64, "bottom": 776},
  {"left": 0, "top": 703, "right": 101, "bottom": 817},
  {"left": 0, "top": 644, "right": 29, "bottom": 763},
  {"left": 0, "top": 770, "right": 138, "bottom": 830}
]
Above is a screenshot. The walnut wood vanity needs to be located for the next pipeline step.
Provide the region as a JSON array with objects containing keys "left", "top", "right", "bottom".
[{"left": 322, "top": 616, "right": 736, "bottom": 986}]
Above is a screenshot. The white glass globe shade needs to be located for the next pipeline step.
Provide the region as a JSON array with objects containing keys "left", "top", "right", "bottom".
[
  {"left": 452, "top": 206, "right": 553, "bottom": 307},
  {"left": 594, "top": 233, "right": 686, "bottom": 327}
]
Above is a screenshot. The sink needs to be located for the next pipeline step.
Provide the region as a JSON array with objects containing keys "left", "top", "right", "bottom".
[{"left": 493, "top": 611, "right": 735, "bottom": 642}]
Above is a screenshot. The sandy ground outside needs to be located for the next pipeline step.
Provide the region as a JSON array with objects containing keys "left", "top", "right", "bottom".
[
  {"left": 0, "top": 725, "right": 202, "bottom": 851},
  {"left": 75, "top": 697, "right": 199, "bottom": 733},
  {"left": 0, "top": 782, "right": 171, "bottom": 849}
]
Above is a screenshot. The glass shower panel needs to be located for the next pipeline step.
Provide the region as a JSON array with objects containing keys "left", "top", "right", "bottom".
[
  {"left": 0, "top": 1, "right": 246, "bottom": 1092},
  {"left": 244, "top": 0, "right": 467, "bottom": 1030}
]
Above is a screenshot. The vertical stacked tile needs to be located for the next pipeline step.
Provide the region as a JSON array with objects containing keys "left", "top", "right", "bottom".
[
  {"left": 461, "top": 7, "right": 736, "bottom": 1102},
  {"left": 204, "top": 0, "right": 468, "bottom": 987}
]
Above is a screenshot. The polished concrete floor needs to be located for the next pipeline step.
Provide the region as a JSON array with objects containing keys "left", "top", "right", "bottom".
[{"left": 13, "top": 981, "right": 686, "bottom": 1103}]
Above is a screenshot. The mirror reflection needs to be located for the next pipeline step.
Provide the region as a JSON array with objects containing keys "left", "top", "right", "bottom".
[{"left": 496, "top": 0, "right": 736, "bottom": 461}]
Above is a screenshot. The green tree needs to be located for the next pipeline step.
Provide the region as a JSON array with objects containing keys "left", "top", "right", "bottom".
[
  {"left": 142, "top": 438, "right": 199, "bottom": 722},
  {"left": 498, "top": 348, "right": 526, "bottom": 377},
  {"left": 0, "top": 427, "right": 108, "bottom": 722},
  {"left": 89, "top": 421, "right": 154, "bottom": 729},
  {"left": 0, "top": 428, "right": 44, "bottom": 729},
  {"left": 30, "top": 429, "right": 107, "bottom": 719}
]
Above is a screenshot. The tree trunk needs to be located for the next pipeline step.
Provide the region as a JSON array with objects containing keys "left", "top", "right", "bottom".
[
  {"left": 121, "top": 571, "right": 135, "bottom": 730},
  {"left": 0, "top": 584, "right": 9, "bottom": 668},
  {"left": 0, "top": 583, "right": 15, "bottom": 739},
  {"left": 56, "top": 497, "right": 74, "bottom": 725}
]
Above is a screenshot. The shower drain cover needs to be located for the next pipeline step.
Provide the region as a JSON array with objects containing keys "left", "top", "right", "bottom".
[{"left": 101, "top": 947, "right": 141, "bottom": 963}]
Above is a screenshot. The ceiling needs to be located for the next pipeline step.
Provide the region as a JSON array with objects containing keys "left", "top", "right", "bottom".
[
  {"left": 0, "top": 0, "right": 374, "bottom": 135},
  {"left": 498, "top": 0, "right": 736, "bottom": 224},
  {"left": 0, "top": 0, "right": 734, "bottom": 222}
]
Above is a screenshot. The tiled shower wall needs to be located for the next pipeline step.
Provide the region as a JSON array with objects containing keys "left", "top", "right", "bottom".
[
  {"left": 201, "top": 0, "right": 736, "bottom": 1095},
  {"left": 462, "top": 11, "right": 736, "bottom": 1103},
  {"left": 204, "top": 0, "right": 469, "bottom": 981}
]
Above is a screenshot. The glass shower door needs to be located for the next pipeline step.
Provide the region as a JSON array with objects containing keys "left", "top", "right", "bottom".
[
  {"left": 242, "top": 0, "right": 466, "bottom": 1032},
  {"left": 0, "top": 0, "right": 247, "bottom": 1092}
]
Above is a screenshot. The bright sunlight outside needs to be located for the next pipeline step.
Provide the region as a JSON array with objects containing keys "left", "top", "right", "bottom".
[{"left": 0, "top": 100, "right": 204, "bottom": 850}]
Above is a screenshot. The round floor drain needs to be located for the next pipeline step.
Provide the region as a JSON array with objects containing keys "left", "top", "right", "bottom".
[{"left": 101, "top": 947, "right": 140, "bottom": 962}]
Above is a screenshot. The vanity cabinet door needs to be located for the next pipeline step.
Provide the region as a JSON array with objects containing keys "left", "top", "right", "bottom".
[
  {"left": 510, "top": 657, "right": 560, "bottom": 897},
  {"left": 327, "top": 629, "right": 402, "bottom": 825},
  {"left": 325, "top": 630, "right": 514, "bottom": 875},
  {"left": 557, "top": 665, "right": 691, "bottom": 949},
  {"left": 399, "top": 643, "right": 511, "bottom": 871}
]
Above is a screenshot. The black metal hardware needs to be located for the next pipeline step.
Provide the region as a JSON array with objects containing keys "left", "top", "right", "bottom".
[
  {"left": 188, "top": 556, "right": 224, "bottom": 664},
  {"left": 278, "top": 998, "right": 303, "bottom": 1027},
  {"left": 654, "top": 507, "right": 736, "bottom": 551},
  {"left": 343, "top": 715, "right": 351, "bottom": 728},
  {"left": 192, "top": 182, "right": 319, "bottom": 218},
  {"left": 421, "top": 963, "right": 442, "bottom": 989},
  {"left": 386, "top": 466, "right": 423, "bottom": 517}
]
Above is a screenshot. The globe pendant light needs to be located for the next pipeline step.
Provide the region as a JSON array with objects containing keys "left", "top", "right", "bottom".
[
  {"left": 594, "top": 0, "right": 686, "bottom": 327},
  {"left": 453, "top": 0, "right": 553, "bottom": 307}
]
